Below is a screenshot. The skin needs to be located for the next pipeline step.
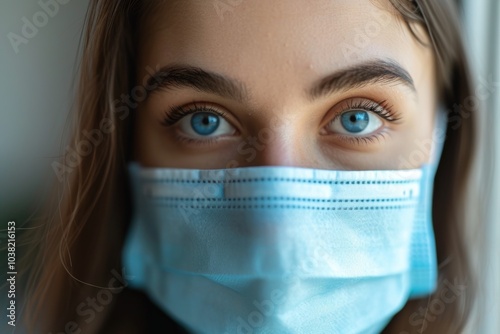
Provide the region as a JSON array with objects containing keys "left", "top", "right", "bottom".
[{"left": 133, "top": 0, "right": 437, "bottom": 170}]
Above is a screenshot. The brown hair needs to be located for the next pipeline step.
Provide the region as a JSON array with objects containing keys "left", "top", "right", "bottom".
[
  {"left": 22, "top": 0, "right": 477, "bottom": 333},
  {"left": 383, "top": 0, "right": 477, "bottom": 332}
]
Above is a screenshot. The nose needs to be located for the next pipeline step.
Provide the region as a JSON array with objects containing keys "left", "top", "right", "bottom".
[
  {"left": 250, "top": 138, "right": 301, "bottom": 167},
  {"left": 233, "top": 123, "right": 319, "bottom": 168}
]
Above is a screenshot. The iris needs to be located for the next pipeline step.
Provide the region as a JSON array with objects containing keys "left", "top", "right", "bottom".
[
  {"left": 340, "top": 110, "right": 369, "bottom": 133},
  {"left": 190, "top": 112, "right": 220, "bottom": 135}
]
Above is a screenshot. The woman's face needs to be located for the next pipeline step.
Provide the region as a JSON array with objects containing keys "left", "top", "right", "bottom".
[{"left": 133, "top": 0, "right": 437, "bottom": 170}]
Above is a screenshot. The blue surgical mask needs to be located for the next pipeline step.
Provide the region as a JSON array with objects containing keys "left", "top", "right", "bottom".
[{"left": 123, "top": 114, "right": 446, "bottom": 334}]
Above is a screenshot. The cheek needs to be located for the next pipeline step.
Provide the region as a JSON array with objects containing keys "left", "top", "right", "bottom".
[
  {"left": 399, "top": 124, "right": 435, "bottom": 168},
  {"left": 393, "top": 104, "right": 436, "bottom": 169},
  {"left": 395, "top": 55, "right": 438, "bottom": 168}
]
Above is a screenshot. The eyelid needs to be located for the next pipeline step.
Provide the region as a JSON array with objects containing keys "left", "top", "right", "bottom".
[
  {"left": 161, "top": 102, "right": 232, "bottom": 127},
  {"left": 334, "top": 98, "right": 400, "bottom": 122},
  {"left": 321, "top": 98, "right": 401, "bottom": 130}
]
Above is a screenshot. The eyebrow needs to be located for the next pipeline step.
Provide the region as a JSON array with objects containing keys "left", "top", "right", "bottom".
[
  {"left": 309, "top": 59, "right": 416, "bottom": 100},
  {"left": 146, "top": 65, "right": 248, "bottom": 102},
  {"left": 145, "top": 59, "right": 416, "bottom": 102}
]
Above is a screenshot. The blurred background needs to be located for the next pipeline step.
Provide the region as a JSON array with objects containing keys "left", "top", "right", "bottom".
[
  {"left": 0, "top": 1, "right": 90, "bottom": 333},
  {"left": 0, "top": 0, "right": 498, "bottom": 333},
  {"left": 461, "top": 1, "right": 499, "bottom": 332},
  {"left": 0, "top": 0, "right": 89, "bottom": 225}
]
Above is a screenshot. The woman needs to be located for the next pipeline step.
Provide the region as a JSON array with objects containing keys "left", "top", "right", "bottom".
[{"left": 23, "top": 0, "right": 477, "bottom": 333}]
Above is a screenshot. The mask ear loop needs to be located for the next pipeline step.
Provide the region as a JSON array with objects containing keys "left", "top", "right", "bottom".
[{"left": 408, "top": 105, "right": 449, "bottom": 298}]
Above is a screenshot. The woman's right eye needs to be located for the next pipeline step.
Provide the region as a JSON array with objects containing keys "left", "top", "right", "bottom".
[
  {"left": 162, "top": 103, "right": 237, "bottom": 142},
  {"left": 179, "top": 111, "right": 236, "bottom": 138}
]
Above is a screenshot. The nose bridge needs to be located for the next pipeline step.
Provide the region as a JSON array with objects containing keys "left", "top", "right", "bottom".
[
  {"left": 252, "top": 137, "right": 297, "bottom": 167},
  {"left": 238, "top": 119, "right": 308, "bottom": 167}
]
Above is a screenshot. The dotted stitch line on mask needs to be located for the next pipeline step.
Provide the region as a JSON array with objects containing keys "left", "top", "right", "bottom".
[
  {"left": 143, "top": 178, "right": 420, "bottom": 185},
  {"left": 156, "top": 204, "right": 415, "bottom": 210},
  {"left": 150, "top": 197, "right": 415, "bottom": 203}
]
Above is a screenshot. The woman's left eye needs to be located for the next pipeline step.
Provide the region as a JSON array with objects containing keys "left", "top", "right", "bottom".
[{"left": 327, "top": 110, "right": 383, "bottom": 136}]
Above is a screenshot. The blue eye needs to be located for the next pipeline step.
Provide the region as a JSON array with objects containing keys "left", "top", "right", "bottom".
[
  {"left": 190, "top": 112, "right": 220, "bottom": 135},
  {"left": 176, "top": 110, "right": 236, "bottom": 139},
  {"left": 327, "top": 109, "right": 383, "bottom": 136}
]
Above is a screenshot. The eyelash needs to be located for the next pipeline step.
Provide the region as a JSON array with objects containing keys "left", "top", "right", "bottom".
[
  {"left": 161, "top": 99, "right": 401, "bottom": 146},
  {"left": 162, "top": 102, "right": 227, "bottom": 126},
  {"left": 336, "top": 99, "right": 400, "bottom": 122}
]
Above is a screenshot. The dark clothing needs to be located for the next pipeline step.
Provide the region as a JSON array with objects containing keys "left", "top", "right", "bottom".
[{"left": 101, "top": 288, "right": 189, "bottom": 334}]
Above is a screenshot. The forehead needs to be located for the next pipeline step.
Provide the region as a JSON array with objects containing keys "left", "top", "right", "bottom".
[{"left": 138, "top": 0, "right": 432, "bottom": 102}]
